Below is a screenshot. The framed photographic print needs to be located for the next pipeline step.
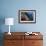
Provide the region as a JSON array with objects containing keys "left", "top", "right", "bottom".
[{"left": 18, "top": 10, "right": 36, "bottom": 23}]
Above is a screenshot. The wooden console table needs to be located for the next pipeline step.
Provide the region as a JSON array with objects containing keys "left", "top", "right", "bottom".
[{"left": 4, "top": 32, "right": 43, "bottom": 46}]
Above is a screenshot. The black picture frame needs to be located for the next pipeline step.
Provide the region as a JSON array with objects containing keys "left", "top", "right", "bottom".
[{"left": 18, "top": 10, "right": 36, "bottom": 23}]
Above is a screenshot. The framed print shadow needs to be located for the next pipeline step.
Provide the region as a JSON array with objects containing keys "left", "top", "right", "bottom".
[{"left": 18, "top": 10, "right": 36, "bottom": 23}]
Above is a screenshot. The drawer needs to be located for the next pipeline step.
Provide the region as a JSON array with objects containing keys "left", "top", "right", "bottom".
[
  {"left": 24, "top": 40, "right": 43, "bottom": 46},
  {"left": 4, "top": 40, "right": 16, "bottom": 46},
  {"left": 25, "top": 35, "right": 43, "bottom": 40},
  {"left": 4, "top": 35, "right": 24, "bottom": 40},
  {"left": 4, "top": 40, "right": 24, "bottom": 46}
]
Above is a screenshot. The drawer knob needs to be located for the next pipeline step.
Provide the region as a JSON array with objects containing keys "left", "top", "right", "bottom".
[{"left": 32, "top": 42, "right": 35, "bottom": 44}]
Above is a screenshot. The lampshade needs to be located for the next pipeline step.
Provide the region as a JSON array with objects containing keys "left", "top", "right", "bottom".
[{"left": 5, "top": 18, "right": 14, "bottom": 25}]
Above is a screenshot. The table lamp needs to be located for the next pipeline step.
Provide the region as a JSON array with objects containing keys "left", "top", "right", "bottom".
[{"left": 5, "top": 18, "right": 14, "bottom": 35}]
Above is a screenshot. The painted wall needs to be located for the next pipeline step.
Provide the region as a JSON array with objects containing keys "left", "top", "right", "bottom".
[{"left": 0, "top": 0, "right": 46, "bottom": 32}]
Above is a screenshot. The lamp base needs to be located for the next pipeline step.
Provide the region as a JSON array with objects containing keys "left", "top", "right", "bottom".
[{"left": 8, "top": 32, "right": 11, "bottom": 35}]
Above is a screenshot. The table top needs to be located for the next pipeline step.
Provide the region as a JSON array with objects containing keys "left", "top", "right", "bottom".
[{"left": 4, "top": 32, "right": 43, "bottom": 40}]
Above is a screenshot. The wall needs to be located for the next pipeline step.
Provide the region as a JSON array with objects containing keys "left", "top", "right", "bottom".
[
  {"left": 0, "top": 0, "right": 46, "bottom": 46},
  {"left": 0, "top": 0, "right": 46, "bottom": 32}
]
